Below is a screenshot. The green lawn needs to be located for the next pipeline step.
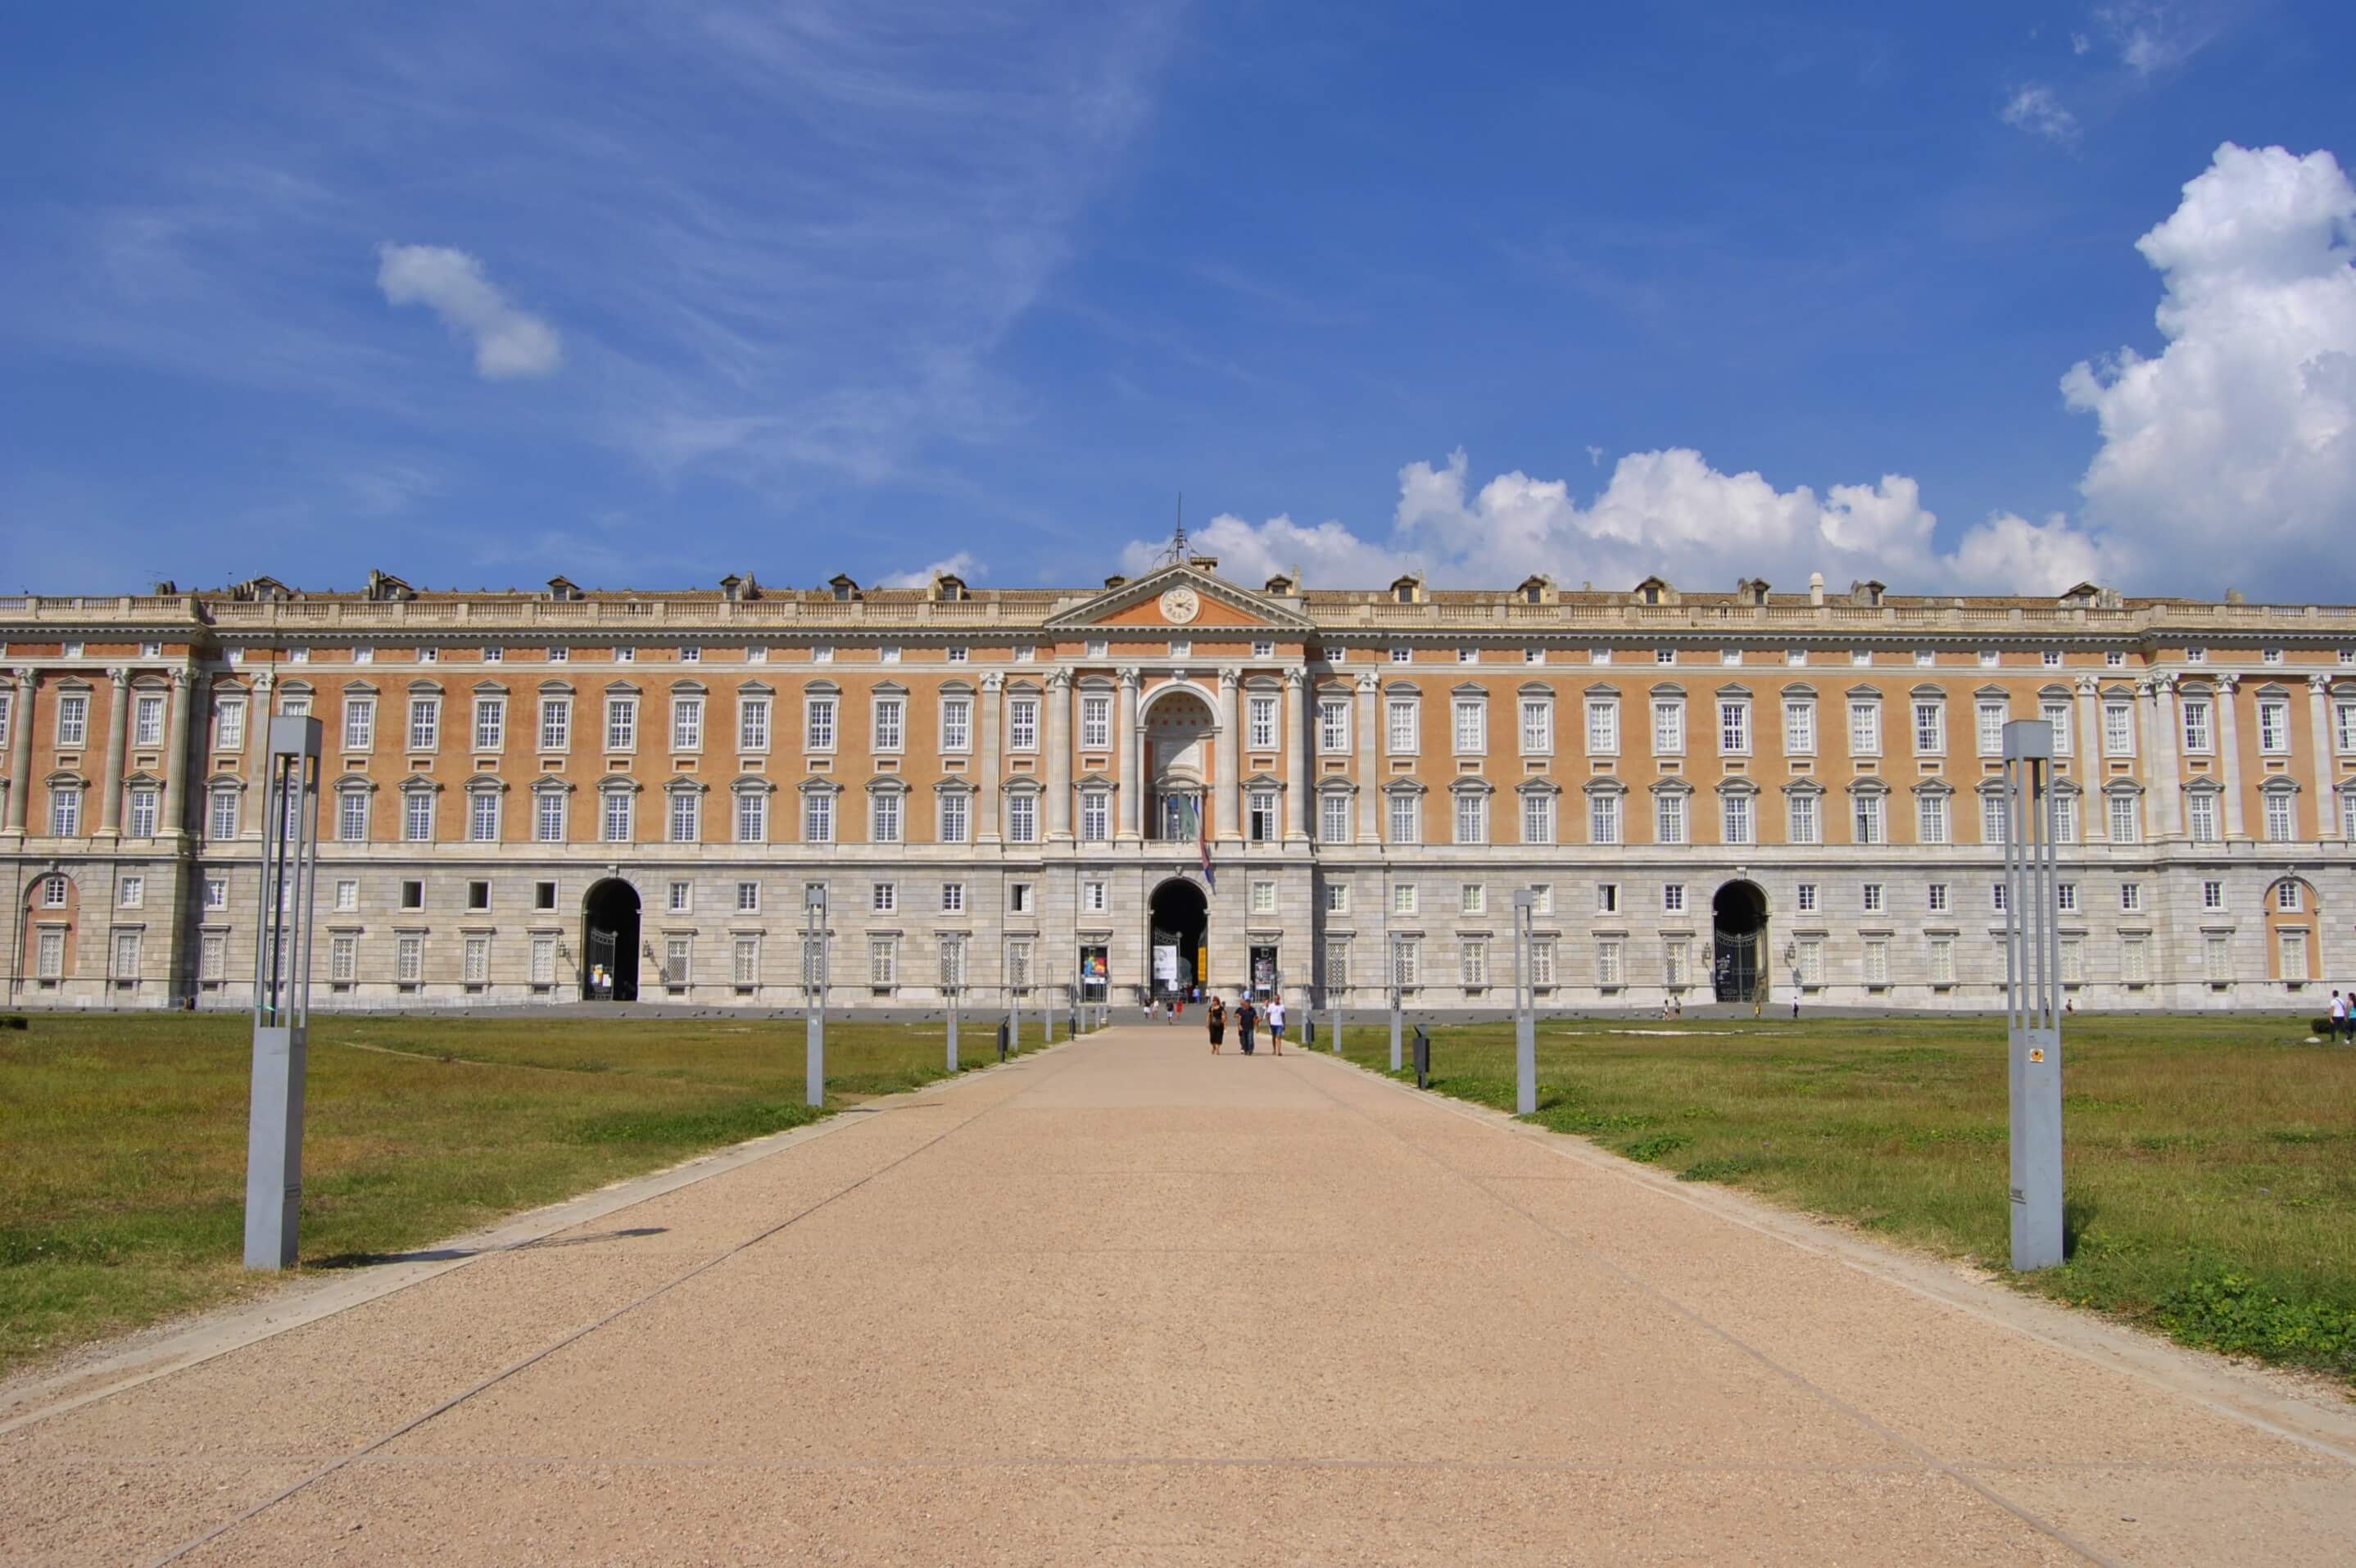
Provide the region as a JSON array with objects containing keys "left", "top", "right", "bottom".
[
  {"left": 0, "top": 1010, "right": 1048, "bottom": 1378},
  {"left": 1334, "top": 1012, "right": 2356, "bottom": 1385}
]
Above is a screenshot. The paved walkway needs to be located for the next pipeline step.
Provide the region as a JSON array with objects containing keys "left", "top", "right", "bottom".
[{"left": 6, "top": 1026, "right": 2354, "bottom": 1564}]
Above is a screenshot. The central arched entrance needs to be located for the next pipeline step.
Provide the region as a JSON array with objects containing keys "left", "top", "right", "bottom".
[
  {"left": 1147, "top": 877, "right": 1208, "bottom": 1001},
  {"left": 1711, "top": 880, "right": 1767, "bottom": 1004},
  {"left": 582, "top": 878, "right": 641, "bottom": 1001}
]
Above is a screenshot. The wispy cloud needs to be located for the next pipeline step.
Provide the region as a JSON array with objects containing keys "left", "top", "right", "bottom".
[
  {"left": 375, "top": 242, "right": 561, "bottom": 379},
  {"left": 2000, "top": 84, "right": 2080, "bottom": 146},
  {"left": 2094, "top": 2, "right": 2216, "bottom": 77},
  {"left": 879, "top": 550, "right": 986, "bottom": 590}
]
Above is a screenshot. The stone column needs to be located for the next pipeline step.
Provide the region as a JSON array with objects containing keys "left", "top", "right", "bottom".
[
  {"left": 2074, "top": 676, "right": 2106, "bottom": 842},
  {"left": 2308, "top": 674, "right": 2337, "bottom": 842},
  {"left": 97, "top": 666, "right": 130, "bottom": 836},
  {"left": 1044, "top": 668, "right": 1072, "bottom": 841},
  {"left": 2145, "top": 676, "right": 2182, "bottom": 840},
  {"left": 1117, "top": 668, "right": 1142, "bottom": 840},
  {"left": 242, "top": 671, "right": 275, "bottom": 840},
  {"left": 1355, "top": 670, "right": 1380, "bottom": 844},
  {"left": 2216, "top": 674, "right": 2248, "bottom": 841},
  {"left": 3, "top": 668, "right": 34, "bottom": 835},
  {"left": 976, "top": 673, "right": 1002, "bottom": 843},
  {"left": 1215, "top": 667, "right": 1241, "bottom": 840},
  {"left": 161, "top": 669, "right": 202, "bottom": 837},
  {"left": 1283, "top": 668, "right": 1310, "bottom": 841}
]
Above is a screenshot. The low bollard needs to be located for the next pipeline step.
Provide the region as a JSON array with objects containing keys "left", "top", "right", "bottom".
[
  {"left": 997, "top": 1020, "right": 1010, "bottom": 1062},
  {"left": 1303, "top": 1017, "right": 1316, "bottom": 1049},
  {"left": 1412, "top": 1025, "right": 1430, "bottom": 1090}
]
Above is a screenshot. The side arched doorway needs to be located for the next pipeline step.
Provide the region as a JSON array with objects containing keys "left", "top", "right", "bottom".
[
  {"left": 1711, "top": 880, "right": 1767, "bottom": 1004},
  {"left": 1147, "top": 877, "right": 1208, "bottom": 1001},
  {"left": 582, "top": 878, "right": 641, "bottom": 1001}
]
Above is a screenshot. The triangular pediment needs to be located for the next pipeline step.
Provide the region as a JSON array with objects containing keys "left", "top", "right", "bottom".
[{"left": 1045, "top": 562, "right": 1314, "bottom": 633}]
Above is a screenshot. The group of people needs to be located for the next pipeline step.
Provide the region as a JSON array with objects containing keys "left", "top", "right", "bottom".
[
  {"left": 1203, "top": 992, "right": 1286, "bottom": 1055},
  {"left": 2329, "top": 991, "right": 2356, "bottom": 1043}
]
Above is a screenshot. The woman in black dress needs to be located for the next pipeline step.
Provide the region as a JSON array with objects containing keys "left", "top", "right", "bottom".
[{"left": 1207, "top": 995, "right": 1226, "bottom": 1053}]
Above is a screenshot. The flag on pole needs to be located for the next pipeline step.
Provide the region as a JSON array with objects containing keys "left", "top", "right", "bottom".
[{"left": 1193, "top": 792, "right": 1215, "bottom": 890}]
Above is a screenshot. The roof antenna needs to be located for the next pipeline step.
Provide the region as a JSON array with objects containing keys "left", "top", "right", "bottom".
[{"left": 1163, "top": 491, "right": 1189, "bottom": 566}]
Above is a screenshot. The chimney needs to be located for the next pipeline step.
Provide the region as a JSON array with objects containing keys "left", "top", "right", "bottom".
[{"left": 1808, "top": 572, "right": 1824, "bottom": 606}]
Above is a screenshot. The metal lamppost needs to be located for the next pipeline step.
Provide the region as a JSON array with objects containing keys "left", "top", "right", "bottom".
[
  {"left": 1004, "top": 934, "right": 1021, "bottom": 1050},
  {"left": 943, "top": 932, "right": 963, "bottom": 1072},
  {"left": 243, "top": 715, "right": 321, "bottom": 1271},
  {"left": 2001, "top": 719, "right": 2064, "bottom": 1271},
  {"left": 804, "top": 885, "right": 827, "bottom": 1108},
  {"left": 1388, "top": 934, "right": 1406, "bottom": 1073},
  {"left": 1327, "top": 958, "right": 1343, "bottom": 1055},
  {"left": 1071, "top": 945, "right": 1083, "bottom": 1039},
  {"left": 1512, "top": 889, "right": 1537, "bottom": 1116}
]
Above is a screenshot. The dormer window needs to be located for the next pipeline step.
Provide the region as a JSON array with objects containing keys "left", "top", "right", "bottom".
[
  {"left": 828, "top": 573, "right": 859, "bottom": 602},
  {"left": 1264, "top": 573, "right": 1295, "bottom": 595},
  {"left": 934, "top": 574, "right": 967, "bottom": 601}
]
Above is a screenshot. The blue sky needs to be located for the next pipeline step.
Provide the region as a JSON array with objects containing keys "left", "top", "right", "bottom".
[{"left": 3, "top": 2, "right": 2353, "bottom": 600}]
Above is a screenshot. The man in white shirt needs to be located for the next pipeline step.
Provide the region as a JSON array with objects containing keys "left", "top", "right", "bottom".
[{"left": 1266, "top": 995, "right": 1286, "bottom": 1055}]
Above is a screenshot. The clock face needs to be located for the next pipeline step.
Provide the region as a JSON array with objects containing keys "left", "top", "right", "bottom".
[{"left": 1158, "top": 586, "right": 1201, "bottom": 624}]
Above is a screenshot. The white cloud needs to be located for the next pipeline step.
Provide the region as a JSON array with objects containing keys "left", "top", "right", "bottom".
[
  {"left": 1127, "top": 447, "right": 2109, "bottom": 598},
  {"left": 1999, "top": 84, "right": 2079, "bottom": 145},
  {"left": 375, "top": 242, "right": 562, "bottom": 379},
  {"left": 2062, "top": 143, "right": 2356, "bottom": 592},
  {"left": 2095, "top": 2, "right": 2208, "bottom": 77},
  {"left": 879, "top": 551, "right": 986, "bottom": 590}
]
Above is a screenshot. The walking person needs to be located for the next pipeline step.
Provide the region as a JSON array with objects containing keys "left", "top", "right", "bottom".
[
  {"left": 2333, "top": 989, "right": 2350, "bottom": 1045},
  {"left": 2343, "top": 990, "right": 2356, "bottom": 1045},
  {"left": 1237, "top": 995, "right": 1257, "bottom": 1055},
  {"left": 1266, "top": 995, "right": 1285, "bottom": 1056},
  {"left": 1207, "top": 994, "right": 1226, "bottom": 1054},
  {"left": 1175, "top": 990, "right": 1186, "bottom": 1023}
]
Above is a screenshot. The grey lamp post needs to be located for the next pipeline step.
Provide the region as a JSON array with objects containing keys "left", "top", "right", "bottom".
[
  {"left": 804, "top": 885, "right": 827, "bottom": 1108},
  {"left": 1388, "top": 934, "right": 1405, "bottom": 1073},
  {"left": 944, "top": 932, "right": 962, "bottom": 1073},
  {"left": 243, "top": 715, "right": 321, "bottom": 1271},
  {"left": 1004, "top": 933, "right": 1020, "bottom": 1049},
  {"left": 1512, "top": 889, "right": 1537, "bottom": 1115},
  {"left": 2001, "top": 718, "right": 2064, "bottom": 1271}
]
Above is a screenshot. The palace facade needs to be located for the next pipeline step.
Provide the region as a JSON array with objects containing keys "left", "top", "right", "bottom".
[{"left": 5, "top": 557, "right": 2354, "bottom": 1013}]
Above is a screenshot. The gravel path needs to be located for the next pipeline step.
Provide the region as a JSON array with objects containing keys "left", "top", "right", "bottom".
[{"left": 5, "top": 1025, "right": 2352, "bottom": 1564}]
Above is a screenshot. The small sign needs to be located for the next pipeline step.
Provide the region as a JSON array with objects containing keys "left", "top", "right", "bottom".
[{"left": 2029, "top": 1047, "right": 2046, "bottom": 1063}]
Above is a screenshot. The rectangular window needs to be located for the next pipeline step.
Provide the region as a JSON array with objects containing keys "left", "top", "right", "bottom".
[
  {"left": 667, "top": 881, "right": 691, "bottom": 913},
  {"left": 1597, "top": 883, "right": 1620, "bottom": 913},
  {"left": 133, "top": 692, "right": 164, "bottom": 747},
  {"left": 1848, "top": 701, "right": 1879, "bottom": 755},
  {"left": 940, "top": 791, "right": 970, "bottom": 844},
  {"left": 1914, "top": 701, "right": 1944, "bottom": 754},
  {"left": 1719, "top": 700, "right": 1749, "bottom": 755},
  {"left": 2335, "top": 699, "right": 2356, "bottom": 754},
  {"left": 2204, "top": 932, "right": 2231, "bottom": 982},
  {"left": 600, "top": 791, "right": 632, "bottom": 842},
  {"left": 1520, "top": 700, "right": 1552, "bottom": 754},
  {"left": 1796, "top": 882, "right": 1816, "bottom": 913},
  {"left": 872, "top": 791, "right": 903, "bottom": 844},
  {"left": 526, "top": 790, "right": 563, "bottom": 842},
  {"left": 726, "top": 935, "right": 757, "bottom": 988},
  {"left": 1081, "top": 791, "right": 1108, "bottom": 843},
  {"left": 669, "top": 791, "right": 700, "bottom": 843},
  {"left": 664, "top": 936, "right": 692, "bottom": 987},
  {"left": 1652, "top": 700, "right": 1684, "bottom": 755},
  {"left": 1251, "top": 880, "right": 1277, "bottom": 915},
  {"left": 1589, "top": 791, "right": 1621, "bottom": 845},
  {"left": 1662, "top": 883, "right": 1685, "bottom": 914},
  {"left": 1387, "top": 700, "right": 1418, "bottom": 755},
  {"left": 1248, "top": 791, "right": 1279, "bottom": 841},
  {"left": 1324, "top": 884, "right": 1350, "bottom": 913},
  {"left": 1008, "top": 696, "right": 1038, "bottom": 750},
  {"left": 1319, "top": 699, "right": 1348, "bottom": 754},
  {"left": 215, "top": 697, "right": 246, "bottom": 750},
  {"left": 1391, "top": 937, "right": 1420, "bottom": 989},
  {"left": 56, "top": 692, "right": 89, "bottom": 748},
  {"left": 396, "top": 934, "right": 424, "bottom": 984},
  {"left": 1082, "top": 694, "right": 1112, "bottom": 750},
  {"left": 735, "top": 788, "right": 768, "bottom": 844},
  {"left": 1783, "top": 700, "right": 1815, "bottom": 755},
  {"left": 1787, "top": 792, "right": 1819, "bottom": 845},
  {"left": 2104, "top": 700, "right": 2135, "bottom": 756},
  {"left": 1927, "top": 882, "right": 1949, "bottom": 913},
  {"left": 1388, "top": 792, "right": 1419, "bottom": 845},
  {"left": 332, "top": 934, "right": 359, "bottom": 984},
  {"left": 2120, "top": 881, "right": 2144, "bottom": 913},
  {"left": 1722, "top": 792, "right": 1752, "bottom": 845},
  {"left": 804, "top": 791, "right": 834, "bottom": 844},
  {"left": 865, "top": 938, "right": 896, "bottom": 988},
  {"left": 1654, "top": 792, "right": 1686, "bottom": 844},
  {"left": 1453, "top": 792, "right": 1487, "bottom": 845},
  {"left": 473, "top": 697, "right": 505, "bottom": 751},
  {"left": 1249, "top": 693, "right": 1280, "bottom": 750},
  {"left": 1917, "top": 792, "right": 1948, "bottom": 844},
  {"left": 605, "top": 696, "right": 637, "bottom": 752},
  {"left": 1392, "top": 883, "right": 1417, "bottom": 916},
  {"left": 1325, "top": 939, "right": 1350, "bottom": 992},
  {"left": 804, "top": 696, "right": 836, "bottom": 751},
  {"left": 128, "top": 787, "right": 159, "bottom": 836},
  {"left": 1587, "top": 700, "right": 1619, "bottom": 754},
  {"left": 1461, "top": 882, "right": 1486, "bottom": 914},
  {"left": 116, "top": 873, "right": 145, "bottom": 909},
  {"left": 200, "top": 931, "right": 227, "bottom": 982},
  {"left": 1006, "top": 792, "right": 1036, "bottom": 843},
  {"left": 940, "top": 881, "right": 965, "bottom": 913},
  {"left": 1864, "top": 940, "right": 1890, "bottom": 986},
  {"left": 1977, "top": 702, "right": 2006, "bottom": 756},
  {"left": 342, "top": 696, "right": 376, "bottom": 751},
  {"left": 1452, "top": 699, "right": 1484, "bottom": 754},
  {"left": 464, "top": 935, "right": 491, "bottom": 986},
  {"left": 1082, "top": 879, "right": 1108, "bottom": 913},
  {"left": 1460, "top": 940, "right": 1488, "bottom": 989},
  {"left": 1663, "top": 938, "right": 1690, "bottom": 987},
  {"left": 1929, "top": 937, "right": 1955, "bottom": 984},
  {"left": 740, "top": 696, "right": 771, "bottom": 752},
  {"left": 402, "top": 790, "right": 435, "bottom": 842},
  {"left": 2263, "top": 791, "right": 2294, "bottom": 843},
  {"left": 2257, "top": 699, "right": 2290, "bottom": 753},
  {"left": 407, "top": 696, "right": 440, "bottom": 751},
  {"left": 469, "top": 791, "right": 499, "bottom": 842},
  {"left": 2182, "top": 698, "right": 2211, "bottom": 752},
  {"left": 1320, "top": 791, "right": 1350, "bottom": 844},
  {"left": 537, "top": 696, "right": 570, "bottom": 752},
  {"left": 1853, "top": 792, "right": 1884, "bottom": 845},
  {"left": 1597, "top": 940, "right": 1622, "bottom": 987},
  {"left": 671, "top": 696, "right": 703, "bottom": 751},
  {"left": 873, "top": 697, "right": 904, "bottom": 753},
  {"left": 1982, "top": 792, "right": 2008, "bottom": 845},
  {"left": 1796, "top": 939, "right": 1823, "bottom": 985},
  {"left": 2045, "top": 700, "right": 2073, "bottom": 755},
  {"left": 1861, "top": 883, "right": 1883, "bottom": 913},
  {"left": 1531, "top": 940, "right": 1556, "bottom": 987},
  {"left": 2121, "top": 934, "right": 2148, "bottom": 983},
  {"left": 1009, "top": 882, "right": 1034, "bottom": 915},
  {"left": 2109, "top": 793, "right": 2141, "bottom": 844},
  {"left": 1523, "top": 791, "right": 1556, "bottom": 845}
]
